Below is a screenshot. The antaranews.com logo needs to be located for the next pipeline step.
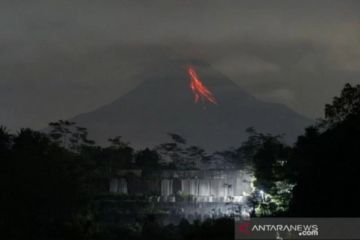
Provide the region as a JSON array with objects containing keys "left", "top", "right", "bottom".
[
  {"left": 235, "top": 218, "right": 360, "bottom": 239},
  {"left": 238, "top": 221, "right": 318, "bottom": 238}
]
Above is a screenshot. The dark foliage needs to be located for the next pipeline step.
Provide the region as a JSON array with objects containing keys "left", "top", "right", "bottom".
[
  {"left": 139, "top": 216, "right": 234, "bottom": 240},
  {"left": 0, "top": 128, "right": 99, "bottom": 239},
  {"left": 289, "top": 83, "right": 360, "bottom": 216},
  {"left": 135, "top": 148, "right": 160, "bottom": 169},
  {"left": 1, "top": 83, "right": 359, "bottom": 240}
]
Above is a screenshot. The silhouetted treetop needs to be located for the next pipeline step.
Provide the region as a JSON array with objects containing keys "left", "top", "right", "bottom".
[{"left": 323, "top": 83, "right": 360, "bottom": 127}]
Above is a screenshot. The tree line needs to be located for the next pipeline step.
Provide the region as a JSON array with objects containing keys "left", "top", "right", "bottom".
[{"left": 0, "top": 83, "right": 359, "bottom": 239}]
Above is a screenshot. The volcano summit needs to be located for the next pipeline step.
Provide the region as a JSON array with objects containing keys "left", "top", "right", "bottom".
[{"left": 70, "top": 60, "right": 311, "bottom": 150}]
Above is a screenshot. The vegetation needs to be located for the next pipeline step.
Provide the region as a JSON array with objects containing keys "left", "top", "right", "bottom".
[
  {"left": 0, "top": 83, "right": 359, "bottom": 238},
  {"left": 235, "top": 127, "right": 294, "bottom": 216},
  {"left": 289, "top": 83, "right": 360, "bottom": 216}
]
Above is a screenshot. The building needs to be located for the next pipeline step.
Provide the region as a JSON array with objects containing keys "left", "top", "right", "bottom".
[{"left": 109, "top": 169, "right": 254, "bottom": 203}]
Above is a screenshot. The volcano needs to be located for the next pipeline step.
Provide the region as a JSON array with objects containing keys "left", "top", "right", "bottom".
[{"left": 70, "top": 60, "right": 311, "bottom": 150}]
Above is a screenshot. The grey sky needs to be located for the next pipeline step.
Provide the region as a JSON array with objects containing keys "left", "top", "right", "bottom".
[{"left": 1, "top": 0, "right": 360, "bottom": 130}]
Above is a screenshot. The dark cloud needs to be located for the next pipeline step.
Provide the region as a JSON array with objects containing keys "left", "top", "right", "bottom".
[{"left": 1, "top": 0, "right": 360, "bottom": 129}]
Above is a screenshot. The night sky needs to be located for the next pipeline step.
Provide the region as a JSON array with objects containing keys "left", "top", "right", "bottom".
[{"left": 1, "top": 0, "right": 360, "bottom": 130}]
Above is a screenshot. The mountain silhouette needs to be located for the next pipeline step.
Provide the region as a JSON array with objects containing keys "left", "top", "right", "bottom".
[{"left": 70, "top": 60, "right": 312, "bottom": 150}]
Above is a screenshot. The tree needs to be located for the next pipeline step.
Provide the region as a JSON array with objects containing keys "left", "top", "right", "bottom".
[
  {"left": 69, "top": 126, "right": 95, "bottom": 151},
  {"left": 48, "top": 120, "right": 75, "bottom": 148},
  {"left": 321, "top": 83, "right": 360, "bottom": 128},
  {"left": 0, "top": 126, "right": 12, "bottom": 153},
  {"left": 289, "top": 83, "right": 360, "bottom": 216},
  {"left": 48, "top": 120, "right": 95, "bottom": 151},
  {"left": 135, "top": 148, "right": 160, "bottom": 169},
  {"left": 156, "top": 133, "right": 207, "bottom": 169},
  {"left": 0, "top": 126, "right": 12, "bottom": 172},
  {"left": 238, "top": 127, "right": 293, "bottom": 216},
  {"left": 0, "top": 128, "right": 98, "bottom": 239},
  {"left": 101, "top": 136, "right": 134, "bottom": 179},
  {"left": 212, "top": 148, "right": 243, "bottom": 169},
  {"left": 239, "top": 128, "right": 290, "bottom": 192}
]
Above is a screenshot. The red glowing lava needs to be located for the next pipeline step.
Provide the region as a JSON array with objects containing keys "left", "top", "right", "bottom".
[{"left": 187, "top": 66, "right": 218, "bottom": 104}]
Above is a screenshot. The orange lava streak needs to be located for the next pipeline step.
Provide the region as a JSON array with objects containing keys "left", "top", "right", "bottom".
[{"left": 187, "top": 66, "right": 218, "bottom": 104}]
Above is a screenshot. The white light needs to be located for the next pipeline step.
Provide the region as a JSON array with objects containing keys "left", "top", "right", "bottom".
[{"left": 259, "top": 190, "right": 265, "bottom": 201}]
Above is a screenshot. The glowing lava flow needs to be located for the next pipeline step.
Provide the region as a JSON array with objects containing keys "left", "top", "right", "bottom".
[{"left": 187, "top": 66, "right": 218, "bottom": 104}]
